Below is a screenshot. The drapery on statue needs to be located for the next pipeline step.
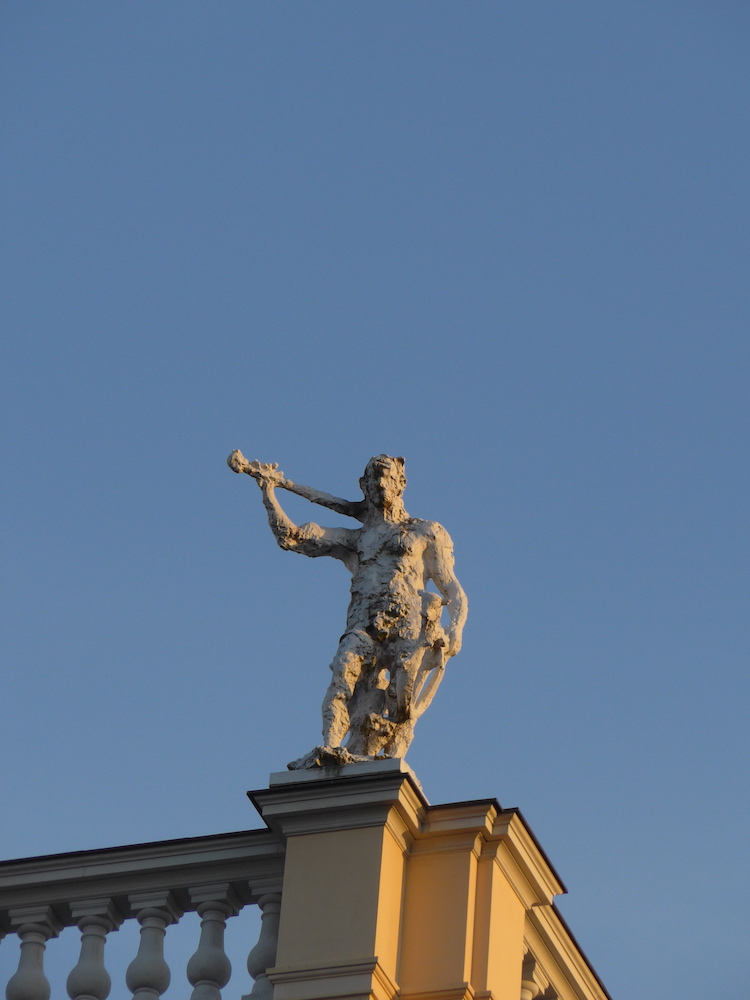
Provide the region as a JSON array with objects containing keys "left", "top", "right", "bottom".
[{"left": 228, "top": 451, "right": 467, "bottom": 767}]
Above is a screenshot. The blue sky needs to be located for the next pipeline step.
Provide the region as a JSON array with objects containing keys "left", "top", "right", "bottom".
[{"left": 1, "top": 4, "right": 749, "bottom": 999}]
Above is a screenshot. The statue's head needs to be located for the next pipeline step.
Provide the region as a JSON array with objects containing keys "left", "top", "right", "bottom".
[{"left": 360, "top": 455, "right": 407, "bottom": 512}]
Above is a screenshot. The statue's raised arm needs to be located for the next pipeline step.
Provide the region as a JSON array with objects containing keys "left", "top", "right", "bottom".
[
  {"left": 227, "top": 450, "right": 357, "bottom": 563},
  {"left": 228, "top": 451, "right": 467, "bottom": 769}
]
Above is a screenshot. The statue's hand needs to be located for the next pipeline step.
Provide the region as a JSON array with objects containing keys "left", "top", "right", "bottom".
[
  {"left": 227, "top": 450, "right": 286, "bottom": 487},
  {"left": 446, "top": 631, "right": 462, "bottom": 658},
  {"left": 249, "top": 460, "right": 286, "bottom": 488}
]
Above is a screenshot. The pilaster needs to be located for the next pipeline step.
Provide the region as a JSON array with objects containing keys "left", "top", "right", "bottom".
[{"left": 249, "top": 760, "right": 423, "bottom": 1000}]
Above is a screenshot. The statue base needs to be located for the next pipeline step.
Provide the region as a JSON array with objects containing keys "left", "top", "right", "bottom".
[{"left": 287, "top": 745, "right": 391, "bottom": 771}]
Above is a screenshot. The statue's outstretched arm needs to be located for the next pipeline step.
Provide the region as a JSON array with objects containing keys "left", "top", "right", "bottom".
[{"left": 227, "top": 451, "right": 363, "bottom": 520}]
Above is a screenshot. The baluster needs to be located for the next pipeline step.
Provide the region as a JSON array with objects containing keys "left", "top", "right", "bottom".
[
  {"left": 5, "top": 906, "right": 62, "bottom": 1000},
  {"left": 243, "top": 893, "right": 281, "bottom": 1000},
  {"left": 186, "top": 884, "right": 241, "bottom": 1000},
  {"left": 66, "top": 900, "right": 123, "bottom": 1000},
  {"left": 125, "top": 892, "right": 182, "bottom": 1000},
  {"left": 520, "top": 953, "right": 540, "bottom": 1000}
]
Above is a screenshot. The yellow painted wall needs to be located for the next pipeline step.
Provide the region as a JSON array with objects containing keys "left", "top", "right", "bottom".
[
  {"left": 276, "top": 825, "right": 387, "bottom": 967},
  {"left": 397, "top": 839, "right": 479, "bottom": 992},
  {"left": 472, "top": 852, "right": 526, "bottom": 999},
  {"left": 374, "top": 820, "right": 407, "bottom": 975}
]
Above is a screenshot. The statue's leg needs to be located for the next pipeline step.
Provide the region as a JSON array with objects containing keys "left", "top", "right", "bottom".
[
  {"left": 376, "top": 640, "right": 427, "bottom": 758},
  {"left": 322, "top": 631, "right": 374, "bottom": 748},
  {"left": 392, "top": 641, "right": 427, "bottom": 722}
]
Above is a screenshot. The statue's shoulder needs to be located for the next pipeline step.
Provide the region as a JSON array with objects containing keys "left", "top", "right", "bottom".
[{"left": 409, "top": 518, "right": 450, "bottom": 542}]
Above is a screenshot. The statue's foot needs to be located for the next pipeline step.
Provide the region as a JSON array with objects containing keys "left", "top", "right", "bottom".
[{"left": 287, "top": 745, "right": 373, "bottom": 771}]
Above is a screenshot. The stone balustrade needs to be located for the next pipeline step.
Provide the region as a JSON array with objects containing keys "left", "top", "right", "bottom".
[{"left": 0, "top": 829, "right": 285, "bottom": 1000}]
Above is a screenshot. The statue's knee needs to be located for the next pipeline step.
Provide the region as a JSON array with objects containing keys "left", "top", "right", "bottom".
[
  {"left": 330, "top": 639, "right": 370, "bottom": 691},
  {"left": 330, "top": 659, "right": 360, "bottom": 695}
]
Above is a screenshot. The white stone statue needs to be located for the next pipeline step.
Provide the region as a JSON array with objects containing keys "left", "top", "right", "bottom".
[{"left": 228, "top": 451, "right": 467, "bottom": 766}]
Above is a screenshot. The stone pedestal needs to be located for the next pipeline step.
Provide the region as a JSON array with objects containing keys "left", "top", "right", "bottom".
[{"left": 249, "top": 761, "right": 609, "bottom": 1000}]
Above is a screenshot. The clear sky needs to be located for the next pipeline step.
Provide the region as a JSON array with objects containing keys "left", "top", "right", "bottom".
[{"left": 1, "top": 4, "right": 748, "bottom": 999}]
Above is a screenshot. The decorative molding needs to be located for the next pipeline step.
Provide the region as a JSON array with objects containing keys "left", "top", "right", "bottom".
[
  {"left": 408, "top": 830, "right": 484, "bottom": 859},
  {"left": 482, "top": 813, "right": 564, "bottom": 909},
  {"left": 249, "top": 766, "right": 426, "bottom": 843},
  {"left": 7, "top": 905, "right": 64, "bottom": 937},
  {"left": 269, "top": 956, "right": 399, "bottom": 1000},
  {"left": 187, "top": 883, "right": 242, "bottom": 915},
  {"left": 400, "top": 983, "right": 476, "bottom": 1000},
  {"left": 68, "top": 898, "right": 125, "bottom": 929},
  {"left": 127, "top": 890, "right": 183, "bottom": 923},
  {"left": 524, "top": 910, "right": 612, "bottom": 1000}
]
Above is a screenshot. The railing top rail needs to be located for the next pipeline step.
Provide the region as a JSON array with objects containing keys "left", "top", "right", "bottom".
[{"left": 0, "top": 827, "right": 284, "bottom": 933}]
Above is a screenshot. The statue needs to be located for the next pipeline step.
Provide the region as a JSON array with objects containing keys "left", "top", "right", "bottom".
[{"left": 228, "top": 451, "right": 467, "bottom": 767}]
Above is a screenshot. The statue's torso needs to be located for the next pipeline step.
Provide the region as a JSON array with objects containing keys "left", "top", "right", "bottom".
[{"left": 344, "top": 518, "right": 442, "bottom": 636}]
